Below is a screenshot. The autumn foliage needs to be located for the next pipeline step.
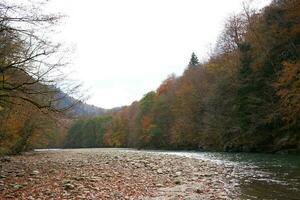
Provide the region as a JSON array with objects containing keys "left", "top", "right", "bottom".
[
  {"left": 65, "top": 0, "right": 300, "bottom": 153},
  {"left": 0, "top": 0, "right": 78, "bottom": 155}
]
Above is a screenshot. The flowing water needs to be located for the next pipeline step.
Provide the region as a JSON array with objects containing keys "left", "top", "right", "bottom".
[{"left": 153, "top": 150, "right": 300, "bottom": 200}]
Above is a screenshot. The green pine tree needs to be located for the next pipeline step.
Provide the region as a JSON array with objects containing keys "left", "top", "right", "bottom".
[{"left": 189, "top": 52, "right": 199, "bottom": 67}]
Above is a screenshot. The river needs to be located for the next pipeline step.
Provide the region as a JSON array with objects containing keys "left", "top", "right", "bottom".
[{"left": 148, "top": 150, "right": 300, "bottom": 200}]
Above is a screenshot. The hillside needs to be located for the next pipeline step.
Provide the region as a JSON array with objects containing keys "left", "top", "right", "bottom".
[
  {"left": 64, "top": 0, "right": 300, "bottom": 153},
  {"left": 55, "top": 91, "right": 106, "bottom": 117}
]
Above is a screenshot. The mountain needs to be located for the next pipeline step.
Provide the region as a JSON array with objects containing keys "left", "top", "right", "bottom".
[
  {"left": 55, "top": 90, "right": 110, "bottom": 117},
  {"left": 70, "top": 101, "right": 107, "bottom": 117}
]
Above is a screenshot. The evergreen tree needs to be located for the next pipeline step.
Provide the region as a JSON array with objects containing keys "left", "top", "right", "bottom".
[{"left": 189, "top": 52, "right": 199, "bottom": 67}]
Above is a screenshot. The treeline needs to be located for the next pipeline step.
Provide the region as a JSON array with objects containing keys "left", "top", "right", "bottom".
[
  {"left": 64, "top": 117, "right": 111, "bottom": 148},
  {"left": 0, "top": 0, "right": 80, "bottom": 155},
  {"left": 66, "top": 0, "right": 300, "bottom": 153}
]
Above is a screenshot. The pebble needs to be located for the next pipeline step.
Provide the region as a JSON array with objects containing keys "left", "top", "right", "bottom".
[
  {"left": 30, "top": 170, "right": 39, "bottom": 176},
  {"left": 175, "top": 171, "right": 182, "bottom": 176},
  {"left": 0, "top": 149, "right": 234, "bottom": 199},
  {"left": 195, "top": 187, "right": 203, "bottom": 194},
  {"left": 1, "top": 156, "right": 11, "bottom": 162},
  {"left": 156, "top": 183, "right": 164, "bottom": 187},
  {"left": 13, "top": 184, "right": 23, "bottom": 190},
  {"left": 63, "top": 183, "right": 75, "bottom": 190}
]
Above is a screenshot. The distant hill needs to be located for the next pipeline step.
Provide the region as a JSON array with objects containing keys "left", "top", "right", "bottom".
[
  {"left": 69, "top": 101, "right": 107, "bottom": 117},
  {"left": 55, "top": 90, "right": 118, "bottom": 117},
  {"left": 8, "top": 82, "right": 121, "bottom": 118}
]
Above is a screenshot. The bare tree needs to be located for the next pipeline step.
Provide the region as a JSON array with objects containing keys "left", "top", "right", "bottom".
[
  {"left": 0, "top": 0, "right": 82, "bottom": 113},
  {"left": 215, "top": 14, "right": 248, "bottom": 54}
]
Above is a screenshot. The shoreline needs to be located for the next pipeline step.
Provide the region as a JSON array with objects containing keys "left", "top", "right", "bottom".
[
  {"left": 0, "top": 148, "right": 236, "bottom": 199},
  {"left": 34, "top": 147, "right": 300, "bottom": 155}
]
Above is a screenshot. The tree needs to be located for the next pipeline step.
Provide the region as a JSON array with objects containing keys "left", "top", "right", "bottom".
[
  {"left": 188, "top": 52, "right": 199, "bottom": 67},
  {"left": 64, "top": 116, "right": 111, "bottom": 148},
  {"left": 0, "top": 0, "right": 81, "bottom": 113},
  {"left": 63, "top": 0, "right": 300, "bottom": 153},
  {"left": 0, "top": 0, "right": 82, "bottom": 155},
  {"left": 216, "top": 14, "right": 247, "bottom": 54},
  {"left": 275, "top": 61, "right": 300, "bottom": 126}
]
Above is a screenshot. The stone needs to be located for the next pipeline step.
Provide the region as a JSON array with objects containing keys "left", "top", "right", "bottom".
[
  {"left": 62, "top": 180, "right": 71, "bottom": 184},
  {"left": 63, "top": 183, "right": 75, "bottom": 190},
  {"left": 16, "top": 173, "right": 25, "bottom": 177},
  {"left": 1, "top": 156, "right": 11, "bottom": 162},
  {"left": 0, "top": 149, "right": 230, "bottom": 199},
  {"left": 44, "top": 189, "right": 54, "bottom": 196},
  {"left": 30, "top": 170, "right": 39, "bottom": 176},
  {"left": 74, "top": 176, "right": 84, "bottom": 181},
  {"left": 195, "top": 188, "right": 203, "bottom": 194},
  {"left": 156, "top": 183, "right": 164, "bottom": 187},
  {"left": 13, "top": 184, "right": 23, "bottom": 190},
  {"left": 113, "top": 191, "right": 122, "bottom": 198},
  {"left": 175, "top": 171, "right": 182, "bottom": 176}
]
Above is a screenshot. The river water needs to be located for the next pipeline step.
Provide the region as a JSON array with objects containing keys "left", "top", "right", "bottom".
[{"left": 150, "top": 150, "right": 300, "bottom": 200}]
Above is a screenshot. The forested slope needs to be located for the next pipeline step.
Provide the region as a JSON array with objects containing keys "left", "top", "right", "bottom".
[
  {"left": 65, "top": 0, "right": 300, "bottom": 153},
  {"left": 0, "top": 0, "right": 87, "bottom": 155}
]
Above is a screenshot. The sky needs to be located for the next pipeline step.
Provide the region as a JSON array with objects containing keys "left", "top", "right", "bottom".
[{"left": 44, "top": 0, "right": 271, "bottom": 109}]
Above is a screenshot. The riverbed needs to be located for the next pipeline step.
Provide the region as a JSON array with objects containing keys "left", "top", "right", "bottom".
[{"left": 0, "top": 148, "right": 299, "bottom": 199}]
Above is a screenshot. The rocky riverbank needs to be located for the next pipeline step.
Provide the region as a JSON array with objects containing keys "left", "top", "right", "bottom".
[{"left": 0, "top": 148, "right": 237, "bottom": 199}]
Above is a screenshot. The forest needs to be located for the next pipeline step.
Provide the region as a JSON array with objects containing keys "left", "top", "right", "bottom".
[
  {"left": 1, "top": 0, "right": 299, "bottom": 155},
  {"left": 65, "top": 0, "right": 300, "bottom": 153},
  {"left": 0, "top": 0, "right": 84, "bottom": 155}
]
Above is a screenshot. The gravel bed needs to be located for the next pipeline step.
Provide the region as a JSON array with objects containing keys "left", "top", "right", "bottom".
[{"left": 0, "top": 148, "right": 237, "bottom": 199}]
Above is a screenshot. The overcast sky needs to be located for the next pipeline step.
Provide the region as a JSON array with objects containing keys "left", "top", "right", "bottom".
[{"left": 45, "top": 0, "right": 271, "bottom": 109}]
